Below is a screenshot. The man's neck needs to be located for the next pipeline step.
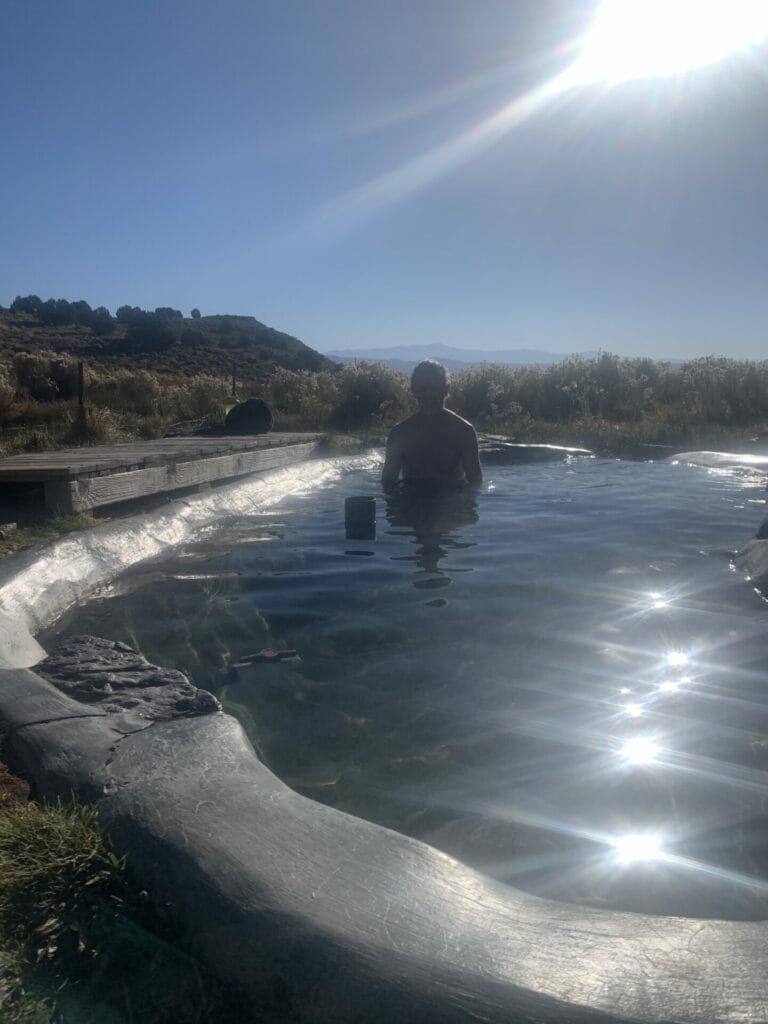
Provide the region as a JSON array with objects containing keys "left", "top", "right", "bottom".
[{"left": 417, "top": 402, "right": 445, "bottom": 416}]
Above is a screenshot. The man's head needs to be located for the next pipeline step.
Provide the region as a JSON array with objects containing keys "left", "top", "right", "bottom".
[{"left": 410, "top": 360, "right": 448, "bottom": 413}]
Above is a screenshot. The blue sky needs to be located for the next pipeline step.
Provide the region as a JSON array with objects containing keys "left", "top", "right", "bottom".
[{"left": 1, "top": 1, "right": 766, "bottom": 359}]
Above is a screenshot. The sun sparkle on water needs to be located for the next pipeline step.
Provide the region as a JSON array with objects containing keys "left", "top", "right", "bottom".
[
  {"left": 620, "top": 736, "right": 661, "bottom": 765},
  {"left": 666, "top": 651, "right": 689, "bottom": 668},
  {"left": 611, "top": 833, "right": 664, "bottom": 863}
]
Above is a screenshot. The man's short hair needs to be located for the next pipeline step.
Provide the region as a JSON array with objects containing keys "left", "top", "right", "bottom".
[{"left": 411, "top": 359, "right": 448, "bottom": 389}]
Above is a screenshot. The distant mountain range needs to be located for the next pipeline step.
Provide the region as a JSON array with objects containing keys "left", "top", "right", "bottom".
[{"left": 326, "top": 343, "right": 600, "bottom": 372}]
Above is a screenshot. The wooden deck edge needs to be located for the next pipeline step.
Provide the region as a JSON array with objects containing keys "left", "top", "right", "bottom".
[{"left": 43, "top": 440, "right": 322, "bottom": 513}]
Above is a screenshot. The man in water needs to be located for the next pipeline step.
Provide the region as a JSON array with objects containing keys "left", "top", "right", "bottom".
[{"left": 382, "top": 360, "right": 482, "bottom": 493}]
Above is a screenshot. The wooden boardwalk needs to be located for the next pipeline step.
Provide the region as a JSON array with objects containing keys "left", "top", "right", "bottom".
[{"left": 0, "top": 434, "right": 323, "bottom": 514}]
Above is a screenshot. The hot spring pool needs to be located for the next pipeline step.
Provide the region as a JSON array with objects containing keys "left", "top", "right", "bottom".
[{"left": 42, "top": 454, "right": 768, "bottom": 920}]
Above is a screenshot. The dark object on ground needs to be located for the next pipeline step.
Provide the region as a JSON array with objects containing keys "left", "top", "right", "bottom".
[
  {"left": 36, "top": 635, "right": 220, "bottom": 720},
  {"left": 224, "top": 398, "right": 274, "bottom": 435}
]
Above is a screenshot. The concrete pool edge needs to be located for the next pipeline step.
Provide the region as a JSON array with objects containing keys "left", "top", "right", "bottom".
[
  {"left": 3, "top": 663, "right": 768, "bottom": 1024},
  {"left": 1, "top": 451, "right": 768, "bottom": 1022},
  {"left": 0, "top": 453, "right": 380, "bottom": 669}
]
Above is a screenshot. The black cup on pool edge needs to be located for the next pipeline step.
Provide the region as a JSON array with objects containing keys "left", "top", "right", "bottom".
[{"left": 345, "top": 496, "right": 376, "bottom": 540}]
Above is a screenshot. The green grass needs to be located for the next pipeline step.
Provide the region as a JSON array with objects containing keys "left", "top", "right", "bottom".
[
  {"left": 0, "top": 760, "right": 254, "bottom": 1023},
  {"left": 0, "top": 513, "right": 98, "bottom": 560}
]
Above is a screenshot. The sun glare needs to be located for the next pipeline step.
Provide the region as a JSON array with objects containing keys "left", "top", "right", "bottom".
[
  {"left": 562, "top": 0, "right": 768, "bottom": 86},
  {"left": 611, "top": 833, "right": 664, "bottom": 863}
]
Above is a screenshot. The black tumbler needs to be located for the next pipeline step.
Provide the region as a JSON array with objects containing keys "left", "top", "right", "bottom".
[{"left": 345, "top": 496, "right": 376, "bottom": 540}]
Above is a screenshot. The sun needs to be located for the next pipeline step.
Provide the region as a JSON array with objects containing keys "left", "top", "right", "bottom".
[{"left": 561, "top": 0, "right": 768, "bottom": 86}]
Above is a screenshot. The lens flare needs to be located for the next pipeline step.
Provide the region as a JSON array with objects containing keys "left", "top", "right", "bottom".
[
  {"left": 660, "top": 675, "right": 690, "bottom": 693},
  {"left": 310, "top": 1, "right": 768, "bottom": 229}
]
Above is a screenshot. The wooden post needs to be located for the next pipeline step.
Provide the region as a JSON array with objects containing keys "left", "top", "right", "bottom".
[
  {"left": 231, "top": 361, "right": 237, "bottom": 398},
  {"left": 75, "top": 361, "right": 91, "bottom": 446}
]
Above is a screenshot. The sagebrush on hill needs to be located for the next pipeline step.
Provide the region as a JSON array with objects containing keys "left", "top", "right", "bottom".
[{"left": 3, "top": 300, "right": 768, "bottom": 456}]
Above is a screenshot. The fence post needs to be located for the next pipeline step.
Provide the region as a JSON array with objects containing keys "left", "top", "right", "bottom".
[{"left": 76, "top": 360, "right": 91, "bottom": 446}]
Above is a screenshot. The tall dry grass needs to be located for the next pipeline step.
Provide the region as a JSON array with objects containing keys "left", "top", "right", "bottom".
[{"left": 2, "top": 350, "right": 768, "bottom": 456}]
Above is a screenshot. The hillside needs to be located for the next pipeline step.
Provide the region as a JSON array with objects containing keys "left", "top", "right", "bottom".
[{"left": 0, "top": 305, "right": 336, "bottom": 379}]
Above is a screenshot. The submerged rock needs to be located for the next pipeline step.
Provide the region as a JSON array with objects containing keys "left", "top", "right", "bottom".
[{"left": 36, "top": 635, "right": 220, "bottom": 721}]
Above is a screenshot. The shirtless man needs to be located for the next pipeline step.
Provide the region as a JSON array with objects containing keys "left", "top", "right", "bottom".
[{"left": 382, "top": 360, "right": 483, "bottom": 493}]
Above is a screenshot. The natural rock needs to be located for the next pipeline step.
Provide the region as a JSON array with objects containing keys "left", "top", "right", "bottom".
[
  {"left": 36, "top": 635, "right": 220, "bottom": 720},
  {"left": 224, "top": 398, "right": 273, "bottom": 435}
]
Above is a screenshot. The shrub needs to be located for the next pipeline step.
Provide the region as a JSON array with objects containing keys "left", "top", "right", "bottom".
[
  {"left": 123, "top": 314, "right": 175, "bottom": 353},
  {"left": 90, "top": 306, "right": 114, "bottom": 335},
  {"left": 65, "top": 406, "right": 126, "bottom": 446},
  {"left": 163, "top": 375, "right": 230, "bottom": 423},
  {"left": 12, "top": 352, "right": 79, "bottom": 402},
  {"left": 266, "top": 368, "right": 338, "bottom": 428},
  {"left": 86, "top": 369, "right": 162, "bottom": 417},
  {"left": 180, "top": 329, "right": 205, "bottom": 348},
  {"left": 0, "top": 362, "right": 15, "bottom": 410},
  {"left": 115, "top": 305, "right": 144, "bottom": 324},
  {"left": 9, "top": 295, "right": 43, "bottom": 316},
  {"left": 332, "top": 362, "right": 411, "bottom": 430}
]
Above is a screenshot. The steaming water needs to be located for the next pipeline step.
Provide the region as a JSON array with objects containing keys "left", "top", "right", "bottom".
[{"left": 43, "top": 456, "right": 768, "bottom": 919}]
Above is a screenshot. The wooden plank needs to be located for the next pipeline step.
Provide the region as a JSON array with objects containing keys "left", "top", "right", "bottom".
[
  {"left": 0, "top": 434, "right": 322, "bottom": 481},
  {"left": 44, "top": 441, "right": 322, "bottom": 513}
]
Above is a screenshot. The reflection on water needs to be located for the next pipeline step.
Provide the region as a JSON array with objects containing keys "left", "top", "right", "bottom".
[
  {"left": 385, "top": 483, "right": 478, "bottom": 586},
  {"left": 41, "top": 458, "right": 768, "bottom": 920}
]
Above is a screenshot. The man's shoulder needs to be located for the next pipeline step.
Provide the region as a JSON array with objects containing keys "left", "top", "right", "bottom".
[
  {"left": 386, "top": 415, "right": 418, "bottom": 442},
  {"left": 443, "top": 409, "right": 476, "bottom": 434},
  {"left": 388, "top": 413, "right": 420, "bottom": 433}
]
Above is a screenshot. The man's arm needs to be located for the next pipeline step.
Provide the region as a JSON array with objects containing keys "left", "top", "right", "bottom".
[
  {"left": 461, "top": 426, "right": 483, "bottom": 488},
  {"left": 382, "top": 429, "right": 403, "bottom": 493}
]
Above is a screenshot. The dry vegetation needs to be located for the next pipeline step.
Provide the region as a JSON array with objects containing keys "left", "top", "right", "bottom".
[{"left": 2, "top": 303, "right": 768, "bottom": 461}]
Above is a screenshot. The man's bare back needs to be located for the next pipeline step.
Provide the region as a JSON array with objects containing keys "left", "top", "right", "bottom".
[{"left": 382, "top": 361, "right": 482, "bottom": 493}]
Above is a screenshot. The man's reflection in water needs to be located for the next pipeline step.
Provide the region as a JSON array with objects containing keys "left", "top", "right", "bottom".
[{"left": 385, "top": 482, "right": 478, "bottom": 588}]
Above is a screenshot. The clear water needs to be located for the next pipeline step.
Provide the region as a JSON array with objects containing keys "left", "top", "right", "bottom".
[{"left": 44, "top": 456, "right": 768, "bottom": 919}]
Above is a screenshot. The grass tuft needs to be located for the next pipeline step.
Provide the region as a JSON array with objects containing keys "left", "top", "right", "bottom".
[{"left": 0, "top": 761, "right": 252, "bottom": 1022}]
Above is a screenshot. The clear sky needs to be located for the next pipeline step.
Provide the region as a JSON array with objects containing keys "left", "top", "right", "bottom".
[{"left": 1, "top": 1, "right": 766, "bottom": 359}]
